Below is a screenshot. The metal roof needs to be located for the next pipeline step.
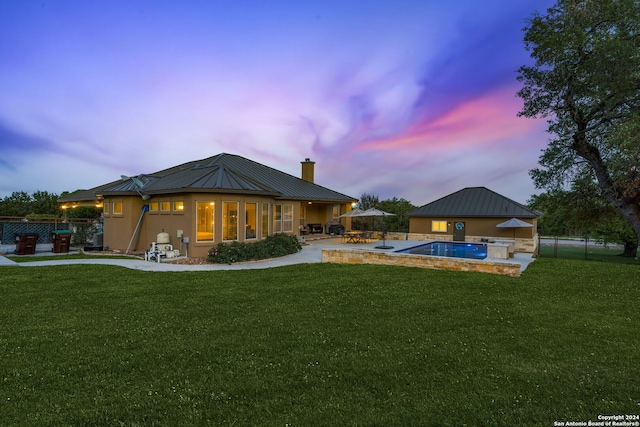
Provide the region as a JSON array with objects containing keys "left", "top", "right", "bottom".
[
  {"left": 406, "top": 187, "right": 539, "bottom": 218},
  {"left": 60, "top": 153, "right": 356, "bottom": 203}
]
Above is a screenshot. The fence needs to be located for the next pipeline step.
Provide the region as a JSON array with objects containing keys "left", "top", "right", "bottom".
[
  {"left": 538, "top": 235, "right": 625, "bottom": 261},
  {"left": 0, "top": 217, "right": 100, "bottom": 245}
]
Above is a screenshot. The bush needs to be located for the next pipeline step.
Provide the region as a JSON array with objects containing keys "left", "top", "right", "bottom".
[
  {"left": 208, "top": 233, "right": 302, "bottom": 264},
  {"left": 64, "top": 206, "right": 103, "bottom": 245}
]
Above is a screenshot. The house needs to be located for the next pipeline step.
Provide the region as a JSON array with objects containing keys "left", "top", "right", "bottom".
[
  {"left": 406, "top": 187, "right": 540, "bottom": 253},
  {"left": 59, "top": 154, "right": 357, "bottom": 258}
]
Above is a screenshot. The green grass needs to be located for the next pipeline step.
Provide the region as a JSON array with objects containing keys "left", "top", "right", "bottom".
[
  {"left": 1, "top": 260, "right": 639, "bottom": 426},
  {"left": 5, "top": 253, "right": 140, "bottom": 263},
  {"left": 539, "top": 244, "right": 640, "bottom": 264}
]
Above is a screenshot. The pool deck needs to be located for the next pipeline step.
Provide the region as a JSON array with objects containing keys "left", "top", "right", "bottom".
[
  {"left": 321, "top": 240, "right": 531, "bottom": 278},
  {"left": 0, "top": 238, "right": 535, "bottom": 276}
]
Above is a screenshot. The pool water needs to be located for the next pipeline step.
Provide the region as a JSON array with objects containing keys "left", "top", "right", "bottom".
[{"left": 395, "top": 241, "right": 487, "bottom": 260}]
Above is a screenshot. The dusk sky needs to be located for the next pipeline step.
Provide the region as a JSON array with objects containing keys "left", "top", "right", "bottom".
[{"left": 0, "top": 0, "right": 556, "bottom": 205}]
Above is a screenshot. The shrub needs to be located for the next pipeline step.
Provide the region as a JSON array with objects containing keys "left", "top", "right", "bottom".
[{"left": 208, "top": 233, "right": 302, "bottom": 264}]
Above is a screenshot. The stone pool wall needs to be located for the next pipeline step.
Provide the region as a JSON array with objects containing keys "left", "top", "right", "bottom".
[{"left": 321, "top": 248, "right": 522, "bottom": 278}]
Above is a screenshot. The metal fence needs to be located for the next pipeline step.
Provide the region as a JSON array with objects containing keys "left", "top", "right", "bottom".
[{"left": 538, "top": 235, "right": 624, "bottom": 260}]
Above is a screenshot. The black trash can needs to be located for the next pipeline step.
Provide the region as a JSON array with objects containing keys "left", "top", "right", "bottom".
[
  {"left": 52, "top": 230, "right": 72, "bottom": 253},
  {"left": 15, "top": 233, "right": 39, "bottom": 255}
]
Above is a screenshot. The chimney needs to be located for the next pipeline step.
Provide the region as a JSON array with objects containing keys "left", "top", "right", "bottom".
[{"left": 301, "top": 158, "right": 315, "bottom": 183}]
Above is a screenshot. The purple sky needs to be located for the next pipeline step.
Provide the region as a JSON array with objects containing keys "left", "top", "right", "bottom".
[{"left": 0, "top": 0, "right": 554, "bottom": 205}]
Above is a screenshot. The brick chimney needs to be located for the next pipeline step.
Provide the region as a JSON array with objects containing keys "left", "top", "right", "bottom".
[{"left": 301, "top": 158, "right": 315, "bottom": 183}]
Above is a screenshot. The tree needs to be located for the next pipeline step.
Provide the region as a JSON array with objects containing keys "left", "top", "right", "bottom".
[
  {"left": 517, "top": 0, "right": 640, "bottom": 257},
  {"left": 377, "top": 197, "right": 416, "bottom": 232},
  {"left": 529, "top": 176, "right": 638, "bottom": 255},
  {"left": 0, "top": 190, "right": 62, "bottom": 217},
  {"left": 353, "top": 194, "right": 416, "bottom": 232},
  {"left": 0, "top": 191, "right": 33, "bottom": 216},
  {"left": 31, "top": 190, "right": 62, "bottom": 216},
  {"left": 357, "top": 193, "right": 379, "bottom": 210},
  {"left": 528, "top": 192, "right": 572, "bottom": 236}
]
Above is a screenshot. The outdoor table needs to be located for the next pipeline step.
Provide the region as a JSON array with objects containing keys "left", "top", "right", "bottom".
[{"left": 344, "top": 231, "right": 363, "bottom": 243}]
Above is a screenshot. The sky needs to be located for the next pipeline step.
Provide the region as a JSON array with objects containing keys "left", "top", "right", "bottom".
[{"left": 0, "top": 0, "right": 556, "bottom": 206}]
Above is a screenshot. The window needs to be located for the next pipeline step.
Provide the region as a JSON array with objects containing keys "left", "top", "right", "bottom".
[
  {"left": 103, "top": 202, "right": 110, "bottom": 217},
  {"left": 112, "top": 202, "right": 123, "bottom": 215},
  {"left": 275, "top": 204, "right": 293, "bottom": 233},
  {"left": 223, "top": 202, "right": 238, "bottom": 240},
  {"left": 173, "top": 201, "right": 184, "bottom": 212},
  {"left": 274, "top": 204, "right": 282, "bottom": 233},
  {"left": 262, "top": 203, "right": 270, "bottom": 238},
  {"left": 197, "top": 202, "right": 214, "bottom": 242},
  {"left": 332, "top": 204, "right": 341, "bottom": 219},
  {"left": 160, "top": 201, "right": 171, "bottom": 212},
  {"left": 245, "top": 203, "right": 257, "bottom": 239},
  {"left": 283, "top": 204, "right": 293, "bottom": 232},
  {"left": 432, "top": 220, "right": 447, "bottom": 232},
  {"left": 149, "top": 202, "right": 159, "bottom": 212}
]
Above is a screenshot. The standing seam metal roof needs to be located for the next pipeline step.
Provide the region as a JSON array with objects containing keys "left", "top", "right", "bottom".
[
  {"left": 406, "top": 187, "right": 539, "bottom": 218},
  {"left": 60, "top": 153, "right": 356, "bottom": 202}
]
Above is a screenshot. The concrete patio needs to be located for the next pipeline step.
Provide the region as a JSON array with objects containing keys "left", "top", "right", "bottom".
[{"left": 0, "top": 237, "right": 535, "bottom": 276}]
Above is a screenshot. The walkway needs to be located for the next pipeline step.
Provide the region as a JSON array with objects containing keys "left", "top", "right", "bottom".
[{"left": 0, "top": 238, "right": 535, "bottom": 273}]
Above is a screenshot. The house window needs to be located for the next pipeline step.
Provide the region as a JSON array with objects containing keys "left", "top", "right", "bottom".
[
  {"left": 173, "top": 201, "right": 184, "bottom": 212},
  {"left": 149, "top": 202, "right": 159, "bottom": 212},
  {"left": 283, "top": 204, "right": 293, "bottom": 232},
  {"left": 112, "top": 202, "right": 123, "bottom": 215},
  {"left": 245, "top": 203, "right": 257, "bottom": 240},
  {"left": 103, "top": 202, "right": 110, "bottom": 217},
  {"left": 223, "top": 202, "right": 238, "bottom": 241},
  {"left": 274, "top": 205, "right": 282, "bottom": 233},
  {"left": 160, "top": 201, "right": 171, "bottom": 212},
  {"left": 275, "top": 204, "right": 294, "bottom": 233},
  {"left": 262, "top": 203, "right": 270, "bottom": 238},
  {"left": 432, "top": 220, "right": 447, "bottom": 232},
  {"left": 197, "top": 202, "right": 214, "bottom": 242},
  {"left": 332, "top": 204, "right": 340, "bottom": 219}
]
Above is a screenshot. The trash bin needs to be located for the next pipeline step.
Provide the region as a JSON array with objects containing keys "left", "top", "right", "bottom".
[
  {"left": 15, "top": 233, "right": 39, "bottom": 255},
  {"left": 52, "top": 230, "right": 72, "bottom": 253}
]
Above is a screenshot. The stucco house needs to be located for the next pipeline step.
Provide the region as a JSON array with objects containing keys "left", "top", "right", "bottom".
[
  {"left": 59, "top": 153, "right": 357, "bottom": 258},
  {"left": 406, "top": 187, "right": 540, "bottom": 253}
]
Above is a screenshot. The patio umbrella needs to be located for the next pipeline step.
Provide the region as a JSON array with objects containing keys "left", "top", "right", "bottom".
[
  {"left": 338, "top": 208, "right": 364, "bottom": 218},
  {"left": 352, "top": 208, "right": 396, "bottom": 218},
  {"left": 353, "top": 208, "right": 396, "bottom": 249},
  {"left": 496, "top": 217, "right": 533, "bottom": 238}
]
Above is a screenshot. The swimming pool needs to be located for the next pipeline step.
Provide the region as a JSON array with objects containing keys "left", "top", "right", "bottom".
[{"left": 395, "top": 241, "right": 488, "bottom": 260}]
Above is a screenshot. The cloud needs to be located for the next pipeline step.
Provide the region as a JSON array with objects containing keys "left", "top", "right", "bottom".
[{"left": 0, "top": 122, "right": 53, "bottom": 171}]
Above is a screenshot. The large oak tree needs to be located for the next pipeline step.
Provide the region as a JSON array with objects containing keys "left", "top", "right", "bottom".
[{"left": 517, "top": 0, "right": 640, "bottom": 256}]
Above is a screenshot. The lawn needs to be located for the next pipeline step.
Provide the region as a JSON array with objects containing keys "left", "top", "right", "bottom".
[
  {"left": 1, "top": 259, "right": 638, "bottom": 426},
  {"left": 5, "top": 253, "right": 140, "bottom": 263},
  {"left": 539, "top": 243, "right": 640, "bottom": 264}
]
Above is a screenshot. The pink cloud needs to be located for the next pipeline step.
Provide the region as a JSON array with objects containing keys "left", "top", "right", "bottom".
[{"left": 355, "top": 86, "right": 538, "bottom": 154}]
